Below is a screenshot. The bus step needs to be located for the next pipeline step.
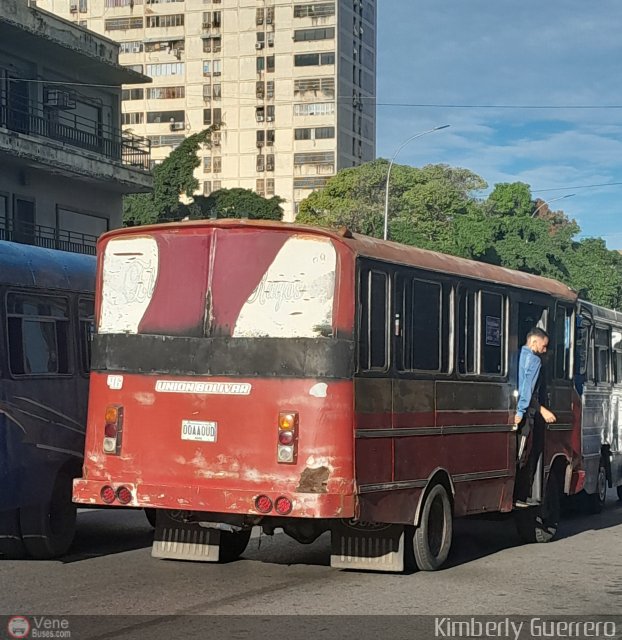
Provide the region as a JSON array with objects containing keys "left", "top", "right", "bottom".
[
  {"left": 152, "top": 514, "right": 221, "bottom": 562},
  {"left": 330, "top": 522, "right": 405, "bottom": 573}
]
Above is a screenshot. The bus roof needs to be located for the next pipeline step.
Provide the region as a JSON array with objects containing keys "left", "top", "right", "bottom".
[
  {"left": 0, "top": 241, "right": 95, "bottom": 292},
  {"left": 579, "top": 300, "right": 622, "bottom": 326},
  {"left": 102, "top": 219, "right": 577, "bottom": 303}
]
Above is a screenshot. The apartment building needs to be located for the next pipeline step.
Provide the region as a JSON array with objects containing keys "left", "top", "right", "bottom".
[
  {"left": 0, "top": 0, "right": 152, "bottom": 254},
  {"left": 39, "top": 0, "right": 376, "bottom": 220}
]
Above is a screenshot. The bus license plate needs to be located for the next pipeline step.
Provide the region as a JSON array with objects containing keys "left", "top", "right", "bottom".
[{"left": 181, "top": 420, "right": 217, "bottom": 442}]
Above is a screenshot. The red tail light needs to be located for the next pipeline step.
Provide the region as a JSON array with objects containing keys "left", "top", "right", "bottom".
[
  {"left": 101, "top": 485, "right": 115, "bottom": 504},
  {"left": 103, "top": 404, "right": 123, "bottom": 455},
  {"left": 277, "top": 411, "right": 298, "bottom": 464},
  {"left": 275, "top": 496, "right": 292, "bottom": 515},
  {"left": 255, "top": 495, "right": 273, "bottom": 513},
  {"left": 116, "top": 486, "right": 132, "bottom": 505}
]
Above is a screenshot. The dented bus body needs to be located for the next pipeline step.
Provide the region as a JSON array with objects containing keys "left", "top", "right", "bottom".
[{"left": 74, "top": 220, "right": 585, "bottom": 571}]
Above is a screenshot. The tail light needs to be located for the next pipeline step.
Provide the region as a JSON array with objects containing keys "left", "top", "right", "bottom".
[
  {"left": 116, "top": 486, "right": 132, "bottom": 505},
  {"left": 103, "top": 404, "right": 124, "bottom": 455},
  {"left": 274, "top": 496, "right": 292, "bottom": 515},
  {"left": 277, "top": 411, "right": 298, "bottom": 464},
  {"left": 101, "top": 485, "right": 115, "bottom": 504},
  {"left": 255, "top": 495, "right": 273, "bottom": 513}
]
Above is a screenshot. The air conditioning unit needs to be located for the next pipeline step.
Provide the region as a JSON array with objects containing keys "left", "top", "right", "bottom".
[
  {"left": 213, "top": 71, "right": 221, "bottom": 76},
  {"left": 266, "top": 139, "right": 273, "bottom": 146},
  {"left": 266, "top": 116, "right": 274, "bottom": 122},
  {"left": 70, "top": 4, "right": 78, "bottom": 11},
  {"left": 255, "top": 42, "right": 264, "bottom": 49},
  {"left": 170, "top": 122, "right": 184, "bottom": 131},
  {"left": 132, "top": 46, "right": 141, "bottom": 53},
  {"left": 257, "top": 141, "right": 264, "bottom": 148},
  {"left": 202, "top": 22, "right": 210, "bottom": 29},
  {"left": 212, "top": 139, "right": 221, "bottom": 146},
  {"left": 43, "top": 89, "right": 76, "bottom": 110},
  {"left": 256, "top": 116, "right": 265, "bottom": 122}
]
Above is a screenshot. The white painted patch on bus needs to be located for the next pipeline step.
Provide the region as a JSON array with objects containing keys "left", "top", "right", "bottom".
[
  {"left": 155, "top": 380, "right": 252, "bottom": 395},
  {"left": 233, "top": 236, "right": 337, "bottom": 338},
  {"left": 309, "top": 382, "right": 328, "bottom": 398},
  {"left": 99, "top": 236, "right": 159, "bottom": 334}
]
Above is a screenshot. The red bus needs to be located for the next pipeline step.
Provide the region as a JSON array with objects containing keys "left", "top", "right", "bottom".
[{"left": 74, "top": 220, "right": 585, "bottom": 571}]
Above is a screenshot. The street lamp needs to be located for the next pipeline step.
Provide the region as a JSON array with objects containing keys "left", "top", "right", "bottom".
[
  {"left": 531, "top": 193, "right": 576, "bottom": 218},
  {"left": 383, "top": 124, "right": 450, "bottom": 241}
]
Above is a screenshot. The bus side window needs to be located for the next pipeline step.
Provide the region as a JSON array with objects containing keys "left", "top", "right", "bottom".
[
  {"left": 480, "top": 291, "right": 505, "bottom": 375},
  {"left": 595, "top": 326, "right": 611, "bottom": 384},
  {"left": 7, "top": 293, "right": 70, "bottom": 376},
  {"left": 79, "top": 297, "right": 95, "bottom": 374},
  {"left": 554, "top": 305, "right": 573, "bottom": 380},
  {"left": 457, "top": 288, "right": 476, "bottom": 375},
  {"left": 359, "top": 269, "right": 389, "bottom": 371}
]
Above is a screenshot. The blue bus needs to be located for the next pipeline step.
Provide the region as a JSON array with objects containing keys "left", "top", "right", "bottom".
[{"left": 0, "top": 241, "right": 95, "bottom": 559}]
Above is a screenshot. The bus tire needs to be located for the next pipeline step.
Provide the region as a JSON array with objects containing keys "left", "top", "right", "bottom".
[
  {"left": 515, "top": 472, "right": 561, "bottom": 544},
  {"left": 144, "top": 508, "right": 157, "bottom": 528},
  {"left": 0, "top": 509, "right": 26, "bottom": 560},
  {"left": 20, "top": 471, "right": 76, "bottom": 559},
  {"left": 587, "top": 460, "right": 607, "bottom": 514},
  {"left": 411, "top": 483, "right": 453, "bottom": 571},
  {"left": 218, "top": 529, "right": 252, "bottom": 563},
  {"left": 617, "top": 485, "right": 622, "bottom": 501}
]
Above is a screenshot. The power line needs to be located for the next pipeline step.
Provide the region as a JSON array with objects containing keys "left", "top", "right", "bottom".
[{"left": 533, "top": 181, "right": 622, "bottom": 193}]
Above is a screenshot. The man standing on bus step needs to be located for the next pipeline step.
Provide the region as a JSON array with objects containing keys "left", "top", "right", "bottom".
[{"left": 514, "top": 327, "right": 557, "bottom": 507}]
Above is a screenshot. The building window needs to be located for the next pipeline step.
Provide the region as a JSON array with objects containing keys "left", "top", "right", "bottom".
[
  {"left": 146, "top": 110, "right": 184, "bottom": 124},
  {"left": 294, "top": 52, "right": 335, "bottom": 67},
  {"left": 293, "top": 102, "right": 335, "bottom": 116},
  {"left": 256, "top": 130, "right": 265, "bottom": 147},
  {"left": 145, "top": 63, "right": 185, "bottom": 77},
  {"left": 256, "top": 7, "right": 264, "bottom": 24},
  {"left": 121, "top": 88, "right": 144, "bottom": 101},
  {"left": 203, "top": 181, "right": 212, "bottom": 196},
  {"left": 147, "top": 134, "right": 185, "bottom": 148},
  {"left": 293, "top": 27, "right": 335, "bottom": 42},
  {"left": 256, "top": 57, "right": 265, "bottom": 73},
  {"left": 266, "top": 178, "right": 275, "bottom": 196},
  {"left": 294, "top": 77, "right": 335, "bottom": 96},
  {"left": 256, "top": 179, "right": 265, "bottom": 196},
  {"left": 203, "top": 109, "right": 212, "bottom": 125},
  {"left": 121, "top": 112, "right": 144, "bottom": 125},
  {"left": 145, "top": 39, "right": 185, "bottom": 54},
  {"left": 213, "top": 180, "right": 222, "bottom": 190},
  {"left": 124, "top": 64, "right": 144, "bottom": 73},
  {"left": 266, "top": 55, "right": 275, "bottom": 73},
  {"left": 256, "top": 107, "right": 265, "bottom": 122},
  {"left": 266, "top": 105, "right": 275, "bottom": 121},
  {"left": 105, "top": 0, "right": 143, "bottom": 6},
  {"left": 146, "top": 86, "right": 185, "bottom": 99},
  {"left": 146, "top": 14, "right": 184, "bottom": 28},
  {"left": 119, "top": 41, "right": 144, "bottom": 54},
  {"left": 256, "top": 155, "right": 265, "bottom": 172},
  {"left": 104, "top": 17, "right": 143, "bottom": 30},
  {"left": 315, "top": 126, "right": 335, "bottom": 139},
  {"left": 266, "top": 129, "right": 275, "bottom": 146},
  {"left": 212, "top": 84, "right": 221, "bottom": 99},
  {"left": 7, "top": 294, "right": 70, "bottom": 376},
  {"left": 293, "top": 3, "right": 335, "bottom": 18},
  {"left": 266, "top": 80, "right": 275, "bottom": 99},
  {"left": 213, "top": 157, "right": 222, "bottom": 173},
  {"left": 203, "top": 156, "right": 212, "bottom": 172},
  {"left": 266, "top": 154, "right": 275, "bottom": 171}
]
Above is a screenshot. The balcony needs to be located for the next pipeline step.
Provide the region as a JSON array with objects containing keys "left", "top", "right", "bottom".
[
  {"left": 0, "top": 216, "right": 98, "bottom": 256},
  {"left": 0, "top": 87, "right": 151, "bottom": 171}
]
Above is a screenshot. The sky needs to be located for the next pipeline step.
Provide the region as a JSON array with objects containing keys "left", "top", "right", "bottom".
[{"left": 375, "top": 1, "right": 622, "bottom": 247}]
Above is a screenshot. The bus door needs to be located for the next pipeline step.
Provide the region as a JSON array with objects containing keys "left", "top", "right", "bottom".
[{"left": 545, "top": 303, "right": 576, "bottom": 475}]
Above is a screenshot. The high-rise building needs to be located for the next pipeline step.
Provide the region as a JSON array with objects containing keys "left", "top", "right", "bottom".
[{"left": 38, "top": 0, "right": 376, "bottom": 221}]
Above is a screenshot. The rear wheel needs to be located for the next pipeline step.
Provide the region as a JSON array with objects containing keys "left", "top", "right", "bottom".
[
  {"left": 617, "top": 485, "right": 622, "bottom": 501},
  {"left": 219, "top": 529, "right": 252, "bottom": 563},
  {"left": 411, "top": 483, "right": 453, "bottom": 571},
  {"left": 586, "top": 461, "right": 607, "bottom": 514},
  {"left": 0, "top": 509, "right": 26, "bottom": 560},
  {"left": 515, "top": 472, "right": 561, "bottom": 544},
  {"left": 20, "top": 471, "right": 77, "bottom": 559}
]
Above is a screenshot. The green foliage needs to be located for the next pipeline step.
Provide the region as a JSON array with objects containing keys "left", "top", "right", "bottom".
[
  {"left": 181, "top": 188, "right": 284, "bottom": 221},
  {"left": 123, "top": 127, "right": 217, "bottom": 226},
  {"left": 297, "top": 160, "right": 622, "bottom": 309}
]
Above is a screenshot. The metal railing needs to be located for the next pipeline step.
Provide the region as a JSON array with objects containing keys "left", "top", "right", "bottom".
[
  {"left": 0, "top": 216, "right": 98, "bottom": 255},
  {"left": 0, "top": 86, "right": 151, "bottom": 171}
]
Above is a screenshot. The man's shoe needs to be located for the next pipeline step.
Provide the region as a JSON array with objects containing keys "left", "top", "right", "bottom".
[{"left": 514, "top": 498, "right": 540, "bottom": 508}]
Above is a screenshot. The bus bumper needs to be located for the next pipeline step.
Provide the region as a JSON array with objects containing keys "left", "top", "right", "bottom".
[{"left": 73, "top": 478, "right": 355, "bottom": 519}]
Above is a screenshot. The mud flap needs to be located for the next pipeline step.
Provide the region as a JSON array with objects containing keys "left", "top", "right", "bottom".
[
  {"left": 330, "top": 521, "right": 405, "bottom": 572},
  {"left": 152, "top": 511, "right": 221, "bottom": 562}
]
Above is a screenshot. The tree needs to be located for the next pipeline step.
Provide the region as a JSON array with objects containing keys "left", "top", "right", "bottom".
[
  {"left": 123, "top": 127, "right": 218, "bottom": 226},
  {"left": 181, "top": 188, "right": 284, "bottom": 221}
]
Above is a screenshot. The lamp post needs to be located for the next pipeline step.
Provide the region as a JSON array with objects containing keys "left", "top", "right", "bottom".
[
  {"left": 531, "top": 193, "right": 576, "bottom": 218},
  {"left": 383, "top": 124, "right": 450, "bottom": 241}
]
